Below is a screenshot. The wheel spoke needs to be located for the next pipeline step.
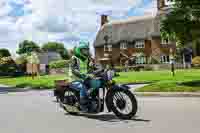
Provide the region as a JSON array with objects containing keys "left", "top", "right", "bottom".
[
  {"left": 113, "top": 94, "right": 119, "bottom": 101},
  {"left": 116, "top": 92, "right": 124, "bottom": 100},
  {"left": 112, "top": 91, "right": 133, "bottom": 115},
  {"left": 63, "top": 90, "right": 79, "bottom": 113},
  {"left": 125, "top": 103, "right": 131, "bottom": 113}
]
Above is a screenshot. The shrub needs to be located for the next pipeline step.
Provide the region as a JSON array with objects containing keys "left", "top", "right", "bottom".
[
  {"left": 115, "top": 66, "right": 123, "bottom": 72},
  {"left": 0, "top": 48, "right": 11, "bottom": 58},
  {"left": 0, "top": 56, "right": 18, "bottom": 75},
  {"left": 49, "top": 60, "right": 69, "bottom": 69},
  {"left": 192, "top": 56, "right": 200, "bottom": 67},
  {"left": 134, "top": 67, "right": 141, "bottom": 72}
]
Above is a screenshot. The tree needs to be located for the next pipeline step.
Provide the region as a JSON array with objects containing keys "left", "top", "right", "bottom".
[
  {"left": 15, "top": 54, "right": 28, "bottom": 73},
  {"left": 161, "top": 0, "right": 200, "bottom": 47},
  {"left": 17, "top": 40, "right": 40, "bottom": 55},
  {"left": 27, "top": 52, "right": 40, "bottom": 64},
  {"left": 42, "top": 42, "right": 69, "bottom": 59},
  {"left": 0, "top": 48, "right": 11, "bottom": 58},
  {"left": 15, "top": 54, "right": 28, "bottom": 65}
]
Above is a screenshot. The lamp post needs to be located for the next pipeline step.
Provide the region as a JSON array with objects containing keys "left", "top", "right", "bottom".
[{"left": 170, "top": 48, "right": 175, "bottom": 76}]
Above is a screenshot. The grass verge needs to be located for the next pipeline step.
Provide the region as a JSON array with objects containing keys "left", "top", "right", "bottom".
[
  {"left": 0, "top": 75, "right": 66, "bottom": 90},
  {"left": 0, "top": 69, "right": 200, "bottom": 92}
]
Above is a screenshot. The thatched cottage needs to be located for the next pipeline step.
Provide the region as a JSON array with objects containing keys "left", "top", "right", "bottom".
[{"left": 93, "top": 0, "right": 176, "bottom": 66}]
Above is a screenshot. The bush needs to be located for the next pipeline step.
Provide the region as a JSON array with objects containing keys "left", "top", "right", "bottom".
[
  {"left": 0, "top": 48, "right": 11, "bottom": 58},
  {"left": 115, "top": 66, "right": 123, "bottom": 72},
  {"left": 0, "top": 56, "right": 18, "bottom": 75},
  {"left": 192, "top": 56, "right": 200, "bottom": 67},
  {"left": 49, "top": 60, "right": 69, "bottom": 69}
]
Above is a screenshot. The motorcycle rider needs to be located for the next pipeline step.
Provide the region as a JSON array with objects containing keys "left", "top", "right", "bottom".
[{"left": 70, "top": 41, "right": 101, "bottom": 112}]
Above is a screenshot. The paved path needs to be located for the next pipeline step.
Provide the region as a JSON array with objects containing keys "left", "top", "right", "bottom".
[
  {"left": 0, "top": 84, "right": 29, "bottom": 94},
  {"left": 0, "top": 88, "right": 200, "bottom": 133},
  {"left": 127, "top": 84, "right": 148, "bottom": 91}
]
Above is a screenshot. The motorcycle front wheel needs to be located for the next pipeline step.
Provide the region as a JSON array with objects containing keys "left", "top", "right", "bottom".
[{"left": 110, "top": 89, "right": 137, "bottom": 119}]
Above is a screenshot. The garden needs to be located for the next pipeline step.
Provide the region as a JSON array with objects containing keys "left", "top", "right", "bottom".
[
  {"left": 0, "top": 40, "right": 200, "bottom": 92},
  {"left": 0, "top": 69, "right": 200, "bottom": 92}
]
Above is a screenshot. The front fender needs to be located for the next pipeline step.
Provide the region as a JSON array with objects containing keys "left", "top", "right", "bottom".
[{"left": 111, "top": 84, "right": 130, "bottom": 90}]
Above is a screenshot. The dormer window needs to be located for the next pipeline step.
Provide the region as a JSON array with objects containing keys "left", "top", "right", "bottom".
[
  {"left": 104, "top": 44, "right": 112, "bottom": 52},
  {"left": 120, "top": 42, "right": 127, "bottom": 49}
]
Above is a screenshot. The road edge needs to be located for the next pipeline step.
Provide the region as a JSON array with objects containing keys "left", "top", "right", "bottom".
[{"left": 134, "top": 92, "right": 200, "bottom": 97}]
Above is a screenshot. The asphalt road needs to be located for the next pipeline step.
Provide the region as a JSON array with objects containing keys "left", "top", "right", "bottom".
[{"left": 0, "top": 89, "right": 200, "bottom": 133}]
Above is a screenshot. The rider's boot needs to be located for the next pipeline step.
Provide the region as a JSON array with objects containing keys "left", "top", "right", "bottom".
[{"left": 80, "top": 97, "right": 88, "bottom": 113}]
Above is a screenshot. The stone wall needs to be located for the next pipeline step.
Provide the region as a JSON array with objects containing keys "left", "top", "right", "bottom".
[{"left": 143, "top": 63, "right": 184, "bottom": 70}]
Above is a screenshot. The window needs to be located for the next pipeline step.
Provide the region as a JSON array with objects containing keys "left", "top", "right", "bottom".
[
  {"left": 136, "top": 56, "right": 146, "bottom": 64},
  {"left": 120, "top": 42, "right": 127, "bottom": 49},
  {"left": 135, "top": 40, "right": 145, "bottom": 48},
  {"left": 104, "top": 53, "right": 109, "bottom": 57},
  {"left": 104, "top": 45, "right": 112, "bottom": 52},
  {"left": 107, "top": 45, "right": 112, "bottom": 51},
  {"left": 160, "top": 55, "right": 170, "bottom": 63}
]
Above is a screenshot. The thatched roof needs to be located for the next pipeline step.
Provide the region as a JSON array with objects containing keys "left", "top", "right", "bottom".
[{"left": 93, "top": 15, "right": 161, "bottom": 47}]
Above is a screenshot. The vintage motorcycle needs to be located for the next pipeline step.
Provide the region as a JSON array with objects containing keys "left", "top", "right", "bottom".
[{"left": 54, "top": 69, "right": 137, "bottom": 119}]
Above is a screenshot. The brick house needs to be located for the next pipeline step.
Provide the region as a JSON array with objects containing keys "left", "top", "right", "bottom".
[{"left": 93, "top": 0, "right": 176, "bottom": 66}]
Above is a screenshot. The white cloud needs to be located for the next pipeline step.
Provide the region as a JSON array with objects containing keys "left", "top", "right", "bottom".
[
  {"left": 0, "top": 0, "right": 157, "bottom": 54},
  {"left": 0, "top": 16, "right": 23, "bottom": 53},
  {"left": 24, "top": 0, "right": 142, "bottom": 33},
  {"left": 0, "top": 0, "right": 12, "bottom": 17},
  {"left": 143, "top": 0, "right": 157, "bottom": 16}
]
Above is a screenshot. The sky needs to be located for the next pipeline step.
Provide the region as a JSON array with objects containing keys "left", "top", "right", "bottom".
[{"left": 0, "top": 0, "right": 157, "bottom": 56}]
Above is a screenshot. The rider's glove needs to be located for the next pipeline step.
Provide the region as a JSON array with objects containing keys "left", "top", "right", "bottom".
[{"left": 87, "top": 74, "right": 94, "bottom": 79}]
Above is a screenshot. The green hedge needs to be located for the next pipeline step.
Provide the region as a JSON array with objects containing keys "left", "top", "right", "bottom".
[
  {"left": 0, "top": 57, "right": 18, "bottom": 74},
  {"left": 49, "top": 60, "right": 69, "bottom": 69}
]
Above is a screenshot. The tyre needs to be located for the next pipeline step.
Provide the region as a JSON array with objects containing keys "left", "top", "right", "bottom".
[
  {"left": 56, "top": 96, "right": 59, "bottom": 102},
  {"left": 61, "top": 89, "right": 80, "bottom": 115},
  {"left": 110, "top": 89, "right": 137, "bottom": 119}
]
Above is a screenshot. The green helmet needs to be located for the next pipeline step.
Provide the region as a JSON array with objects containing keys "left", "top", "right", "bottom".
[{"left": 74, "top": 41, "right": 90, "bottom": 61}]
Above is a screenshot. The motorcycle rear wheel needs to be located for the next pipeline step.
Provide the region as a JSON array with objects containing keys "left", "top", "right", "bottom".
[{"left": 61, "top": 89, "right": 80, "bottom": 115}]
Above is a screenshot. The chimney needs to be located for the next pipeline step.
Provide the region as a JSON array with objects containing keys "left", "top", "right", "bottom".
[{"left": 101, "top": 15, "right": 108, "bottom": 27}]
